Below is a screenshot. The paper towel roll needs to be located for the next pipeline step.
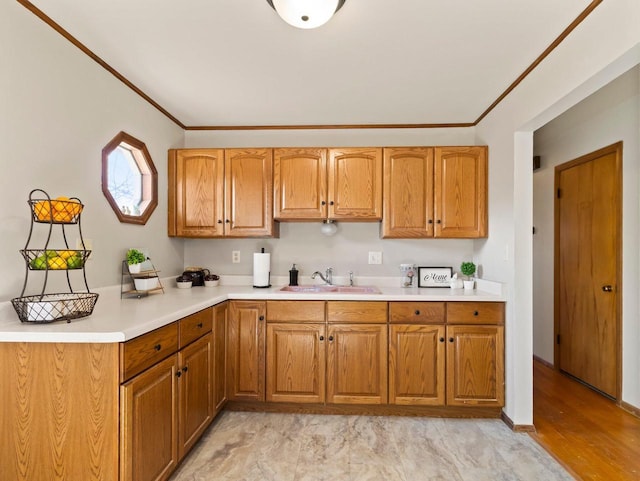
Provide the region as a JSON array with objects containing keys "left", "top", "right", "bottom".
[{"left": 253, "top": 252, "right": 271, "bottom": 288}]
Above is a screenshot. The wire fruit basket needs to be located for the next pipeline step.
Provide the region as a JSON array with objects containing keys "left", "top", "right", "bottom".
[{"left": 12, "top": 189, "right": 99, "bottom": 323}]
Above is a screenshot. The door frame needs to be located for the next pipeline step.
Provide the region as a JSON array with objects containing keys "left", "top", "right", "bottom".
[{"left": 553, "top": 141, "right": 622, "bottom": 400}]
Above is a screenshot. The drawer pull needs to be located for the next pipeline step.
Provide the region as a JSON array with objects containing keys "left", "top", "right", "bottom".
[
  {"left": 414, "top": 310, "right": 420, "bottom": 316},
  {"left": 197, "top": 322, "right": 203, "bottom": 328},
  {"left": 439, "top": 337, "right": 445, "bottom": 343},
  {"left": 259, "top": 315, "right": 265, "bottom": 321},
  {"left": 473, "top": 311, "right": 479, "bottom": 316},
  {"left": 328, "top": 335, "right": 334, "bottom": 341},
  {"left": 449, "top": 337, "right": 454, "bottom": 343},
  {"left": 319, "top": 335, "right": 325, "bottom": 341},
  {"left": 176, "top": 370, "right": 182, "bottom": 378},
  {"left": 154, "top": 344, "right": 161, "bottom": 351}
]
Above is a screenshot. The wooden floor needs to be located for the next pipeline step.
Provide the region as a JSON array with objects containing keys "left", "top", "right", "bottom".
[{"left": 532, "top": 359, "right": 640, "bottom": 480}]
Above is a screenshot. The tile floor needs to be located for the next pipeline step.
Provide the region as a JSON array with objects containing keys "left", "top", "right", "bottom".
[{"left": 170, "top": 411, "right": 573, "bottom": 481}]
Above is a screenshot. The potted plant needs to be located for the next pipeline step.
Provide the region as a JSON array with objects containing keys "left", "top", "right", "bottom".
[
  {"left": 460, "top": 261, "right": 476, "bottom": 290},
  {"left": 126, "top": 248, "right": 146, "bottom": 273}
]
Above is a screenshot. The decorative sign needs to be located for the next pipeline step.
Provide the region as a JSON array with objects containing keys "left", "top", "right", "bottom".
[{"left": 418, "top": 266, "right": 453, "bottom": 288}]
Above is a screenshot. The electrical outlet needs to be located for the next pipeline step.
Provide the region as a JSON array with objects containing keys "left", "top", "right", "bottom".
[
  {"left": 368, "top": 251, "right": 382, "bottom": 265},
  {"left": 232, "top": 250, "right": 240, "bottom": 263}
]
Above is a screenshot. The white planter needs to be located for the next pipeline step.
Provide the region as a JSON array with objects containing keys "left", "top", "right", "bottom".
[
  {"left": 134, "top": 276, "right": 159, "bottom": 291},
  {"left": 128, "top": 263, "right": 142, "bottom": 274},
  {"left": 463, "top": 280, "right": 475, "bottom": 290}
]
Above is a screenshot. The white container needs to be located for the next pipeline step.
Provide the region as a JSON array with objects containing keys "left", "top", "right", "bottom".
[
  {"left": 176, "top": 280, "right": 192, "bottom": 289},
  {"left": 134, "top": 276, "right": 159, "bottom": 291},
  {"left": 204, "top": 279, "right": 219, "bottom": 287},
  {"left": 463, "top": 280, "right": 475, "bottom": 290},
  {"left": 26, "top": 301, "right": 58, "bottom": 321},
  {"left": 128, "top": 263, "right": 142, "bottom": 274}
]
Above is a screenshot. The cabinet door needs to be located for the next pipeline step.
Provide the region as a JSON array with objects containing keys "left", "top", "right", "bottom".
[
  {"left": 389, "top": 324, "right": 445, "bottom": 405},
  {"left": 224, "top": 149, "right": 277, "bottom": 237},
  {"left": 274, "top": 148, "right": 328, "bottom": 220},
  {"left": 382, "top": 147, "right": 434, "bottom": 238},
  {"left": 326, "top": 324, "right": 387, "bottom": 404},
  {"left": 434, "top": 146, "right": 487, "bottom": 238},
  {"left": 446, "top": 325, "right": 504, "bottom": 406},
  {"left": 168, "top": 149, "right": 225, "bottom": 237},
  {"left": 328, "top": 148, "right": 383, "bottom": 220},
  {"left": 120, "top": 355, "right": 178, "bottom": 481},
  {"left": 213, "top": 302, "right": 228, "bottom": 414},
  {"left": 227, "top": 301, "right": 266, "bottom": 401},
  {"left": 177, "top": 335, "right": 213, "bottom": 461},
  {"left": 266, "top": 323, "right": 326, "bottom": 403}
]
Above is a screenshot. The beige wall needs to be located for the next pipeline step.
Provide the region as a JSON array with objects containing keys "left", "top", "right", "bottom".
[
  {"left": 0, "top": 1, "right": 186, "bottom": 302},
  {"left": 533, "top": 65, "right": 640, "bottom": 407}
]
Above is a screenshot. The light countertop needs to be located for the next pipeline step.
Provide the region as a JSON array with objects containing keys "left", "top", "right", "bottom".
[{"left": 0, "top": 278, "right": 504, "bottom": 343}]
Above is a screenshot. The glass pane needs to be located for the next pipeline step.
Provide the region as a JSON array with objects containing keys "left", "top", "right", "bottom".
[{"left": 107, "top": 145, "right": 143, "bottom": 216}]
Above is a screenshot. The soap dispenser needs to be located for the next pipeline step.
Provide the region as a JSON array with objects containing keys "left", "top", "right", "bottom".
[{"left": 289, "top": 264, "right": 299, "bottom": 286}]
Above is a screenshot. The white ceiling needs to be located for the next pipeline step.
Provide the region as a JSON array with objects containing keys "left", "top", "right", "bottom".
[{"left": 28, "top": 0, "right": 594, "bottom": 127}]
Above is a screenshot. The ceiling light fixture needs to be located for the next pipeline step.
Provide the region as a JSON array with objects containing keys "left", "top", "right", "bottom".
[{"left": 266, "top": 0, "right": 346, "bottom": 29}]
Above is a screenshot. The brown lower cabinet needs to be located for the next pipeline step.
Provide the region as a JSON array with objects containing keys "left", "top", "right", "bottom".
[
  {"left": 120, "top": 307, "right": 218, "bottom": 481},
  {"left": 231, "top": 300, "right": 504, "bottom": 409},
  {"left": 227, "top": 300, "right": 266, "bottom": 401}
]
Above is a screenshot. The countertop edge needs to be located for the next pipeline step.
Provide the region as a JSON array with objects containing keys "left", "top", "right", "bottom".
[{"left": 0, "top": 284, "right": 505, "bottom": 343}]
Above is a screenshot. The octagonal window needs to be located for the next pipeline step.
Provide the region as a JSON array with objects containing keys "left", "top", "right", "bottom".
[{"left": 102, "top": 131, "right": 157, "bottom": 225}]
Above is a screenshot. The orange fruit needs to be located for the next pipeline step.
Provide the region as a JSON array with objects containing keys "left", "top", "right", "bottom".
[
  {"left": 53, "top": 196, "right": 70, "bottom": 212},
  {"left": 34, "top": 201, "right": 52, "bottom": 221}
]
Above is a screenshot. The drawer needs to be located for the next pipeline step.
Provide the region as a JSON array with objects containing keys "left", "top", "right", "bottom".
[
  {"left": 389, "top": 302, "right": 445, "bottom": 324},
  {"left": 120, "top": 322, "right": 179, "bottom": 382},
  {"left": 446, "top": 302, "right": 504, "bottom": 325},
  {"left": 179, "top": 307, "right": 213, "bottom": 347},
  {"left": 327, "top": 301, "right": 388, "bottom": 323},
  {"left": 267, "top": 300, "right": 325, "bottom": 322}
]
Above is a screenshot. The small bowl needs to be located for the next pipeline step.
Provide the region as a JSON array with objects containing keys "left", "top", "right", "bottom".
[
  {"left": 204, "top": 279, "right": 219, "bottom": 287},
  {"left": 176, "top": 276, "right": 192, "bottom": 289}
]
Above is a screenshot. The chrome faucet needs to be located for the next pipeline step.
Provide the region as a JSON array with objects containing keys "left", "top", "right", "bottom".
[{"left": 311, "top": 267, "right": 333, "bottom": 285}]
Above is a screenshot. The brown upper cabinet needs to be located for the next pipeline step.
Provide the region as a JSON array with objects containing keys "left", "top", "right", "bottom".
[
  {"left": 168, "top": 148, "right": 278, "bottom": 238},
  {"left": 274, "top": 147, "right": 383, "bottom": 221},
  {"left": 382, "top": 146, "right": 487, "bottom": 238}
]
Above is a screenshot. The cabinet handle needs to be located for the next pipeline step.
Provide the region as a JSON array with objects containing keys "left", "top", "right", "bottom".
[
  {"left": 439, "top": 337, "right": 445, "bottom": 343},
  {"left": 436, "top": 220, "right": 441, "bottom": 224},
  {"left": 197, "top": 322, "right": 203, "bottom": 328},
  {"left": 182, "top": 366, "right": 188, "bottom": 373},
  {"left": 428, "top": 219, "right": 433, "bottom": 224},
  {"left": 321, "top": 201, "right": 326, "bottom": 206},
  {"left": 176, "top": 370, "right": 182, "bottom": 378},
  {"left": 449, "top": 337, "right": 454, "bottom": 343},
  {"left": 259, "top": 315, "right": 265, "bottom": 321},
  {"left": 329, "top": 201, "right": 334, "bottom": 206},
  {"left": 319, "top": 335, "right": 325, "bottom": 341},
  {"left": 602, "top": 285, "right": 613, "bottom": 292},
  {"left": 473, "top": 311, "right": 479, "bottom": 316},
  {"left": 225, "top": 219, "right": 230, "bottom": 223},
  {"left": 217, "top": 220, "right": 222, "bottom": 224},
  {"left": 328, "top": 335, "right": 334, "bottom": 341},
  {"left": 414, "top": 310, "right": 420, "bottom": 316},
  {"left": 154, "top": 344, "right": 161, "bottom": 351}
]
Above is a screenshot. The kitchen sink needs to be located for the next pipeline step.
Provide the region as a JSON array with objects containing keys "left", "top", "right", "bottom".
[{"left": 279, "top": 285, "right": 381, "bottom": 294}]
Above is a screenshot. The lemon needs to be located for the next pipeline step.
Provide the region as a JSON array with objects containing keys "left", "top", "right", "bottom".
[
  {"left": 58, "top": 250, "right": 76, "bottom": 259},
  {"left": 47, "top": 256, "right": 67, "bottom": 270}
]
